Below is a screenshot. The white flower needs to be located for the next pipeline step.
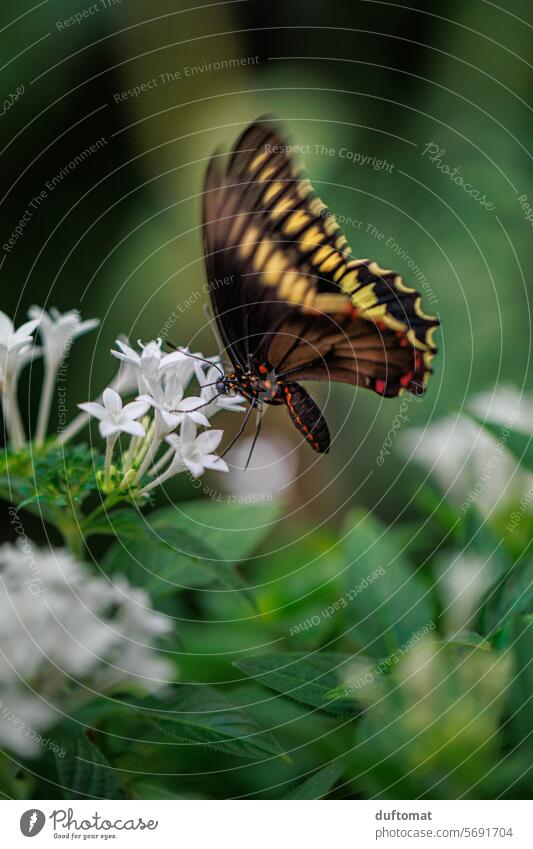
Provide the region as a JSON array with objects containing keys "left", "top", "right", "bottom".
[
  {"left": 158, "top": 346, "right": 199, "bottom": 390},
  {"left": 0, "top": 311, "right": 40, "bottom": 449},
  {"left": 57, "top": 336, "right": 137, "bottom": 446},
  {"left": 435, "top": 551, "right": 495, "bottom": 635},
  {"left": 172, "top": 418, "right": 228, "bottom": 477},
  {"left": 29, "top": 307, "right": 99, "bottom": 446},
  {"left": 28, "top": 306, "right": 99, "bottom": 369},
  {"left": 110, "top": 349, "right": 139, "bottom": 398},
  {"left": 0, "top": 542, "right": 174, "bottom": 757},
  {"left": 78, "top": 387, "right": 148, "bottom": 439},
  {"left": 142, "top": 418, "right": 228, "bottom": 492},
  {"left": 469, "top": 385, "right": 533, "bottom": 436},
  {"left": 137, "top": 372, "right": 208, "bottom": 437},
  {"left": 198, "top": 364, "right": 246, "bottom": 418},
  {"left": 0, "top": 311, "right": 40, "bottom": 391},
  {"left": 111, "top": 338, "right": 164, "bottom": 394},
  {"left": 111, "top": 339, "right": 206, "bottom": 396},
  {"left": 399, "top": 412, "right": 532, "bottom": 518}
]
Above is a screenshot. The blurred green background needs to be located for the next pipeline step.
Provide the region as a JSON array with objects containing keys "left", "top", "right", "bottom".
[{"left": 1, "top": 0, "right": 533, "bottom": 801}]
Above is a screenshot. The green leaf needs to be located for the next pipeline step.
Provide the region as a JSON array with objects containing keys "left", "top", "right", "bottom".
[
  {"left": 442, "top": 632, "right": 491, "bottom": 651},
  {"left": 151, "top": 498, "right": 281, "bottom": 561},
  {"left": 102, "top": 538, "right": 215, "bottom": 595},
  {"left": 84, "top": 508, "right": 150, "bottom": 541},
  {"left": 509, "top": 616, "right": 533, "bottom": 755},
  {"left": 55, "top": 730, "right": 126, "bottom": 800},
  {"left": 142, "top": 685, "right": 289, "bottom": 762},
  {"left": 103, "top": 527, "right": 256, "bottom": 610},
  {"left": 341, "top": 509, "right": 434, "bottom": 657},
  {"left": 284, "top": 762, "right": 345, "bottom": 799},
  {"left": 481, "top": 559, "right": 533, "bottom": 642},
  {"left": 235, "top": 652, "right": 360, "bottom": 717},
  {"left": 131, "top": 781, "right": 207, "bottom": 800}
]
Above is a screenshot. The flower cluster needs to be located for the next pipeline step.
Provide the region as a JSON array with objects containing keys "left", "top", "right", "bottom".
[
  {"left": 399, "top": 386, "right": 533, "bottom": 519},
  {"left": 0, "top": 541, "right": 173, "bottom": 757},
  {"left": 77, "top": 338, "right": 245, "bottom": 495},
  {"left": 0, "top": 305, "right": 246, "bottom": 497}
]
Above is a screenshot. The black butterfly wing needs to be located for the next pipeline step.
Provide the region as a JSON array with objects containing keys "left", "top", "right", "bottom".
[
  {"left": 202, "top": 118, "right": 354, "bottom": 369},
  {"left": 202, "top": 118, "right": 439, "bottom": 394},
  {"left": 267, "top": 311, "right": 433, "bottom": 397},
  {"left": 282, "top": 382, "right": 330, "bottom": 453}
]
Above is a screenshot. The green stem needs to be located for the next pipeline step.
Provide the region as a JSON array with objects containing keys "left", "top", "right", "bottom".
[
  {"left": 135, "top": 435, "right": 162, "bottom": 482},
  {"left": 59, "top": 505, "right": 85, "bottom": 559}
]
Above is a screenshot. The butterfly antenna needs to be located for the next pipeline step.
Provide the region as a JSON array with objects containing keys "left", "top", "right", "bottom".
[{"left": 164, "top": 340, "right": 226, "bottom": 378}]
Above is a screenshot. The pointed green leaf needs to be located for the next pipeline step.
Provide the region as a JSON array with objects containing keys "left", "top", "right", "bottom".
[
  {"left": 235, "top": 652, "right": 360, "bottom": 717},
  {"left": 55, "top": 730, "right": 126, "bottom": 800},
  {"left": 151, "top": 498, "right": 281, "bottom": 561},
  {"left": 284, "top": 762, "right": 345, "bottom": 799},
  {"left": 142, "top": 685, "right": 288, "bottom": 762}
]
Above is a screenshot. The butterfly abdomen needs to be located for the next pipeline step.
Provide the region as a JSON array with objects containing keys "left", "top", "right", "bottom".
[{"left": 282, "top": 382, "right": 330, "bottom": 453}]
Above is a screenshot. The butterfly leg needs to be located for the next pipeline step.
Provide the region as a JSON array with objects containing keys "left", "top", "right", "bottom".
[
  {"left": 221, "top": 399, "right": 255, "bottom": 458},
  {"left": 244, "top": 403, "right": 265, "bottom": 470}
]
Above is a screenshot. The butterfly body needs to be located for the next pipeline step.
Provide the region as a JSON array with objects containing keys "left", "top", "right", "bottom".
[
  {"left": 203, "top": 118, "right": 440, "bottom": 456},
  {"left": 220, "top": 367, "right": 285, "bottom": 405}
]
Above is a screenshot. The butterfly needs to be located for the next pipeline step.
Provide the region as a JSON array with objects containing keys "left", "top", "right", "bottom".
[{"left": 201, "top": 118, "right": 439, "bottom": 462}]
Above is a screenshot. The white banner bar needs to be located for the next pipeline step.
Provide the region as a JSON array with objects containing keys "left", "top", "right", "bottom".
[{"left": 2, "top": 799, "right": 532, "bottom": 847}]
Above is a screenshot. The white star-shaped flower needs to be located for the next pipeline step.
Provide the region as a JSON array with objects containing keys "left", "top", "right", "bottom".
[
  {"left": 137, "top": 373, "right": 208, "bottom": 438},
  {"left": 0, "top": 311, "right": 40, "bottom": 389},
  {"left": 111, "top": 338, "right": 164, "bottom": 394},
  {"left": 111, "top": 339, "right": 204, "bottom": 395},
  {"left": 141, "top": 418, "right": 227, "bottom": 492},
  {"left": 28, "top": 306, "right": 99, "bottom": 368},
  {"left": 169, "top": 418, "right": 228, "bottom": 478},
  {"left": 78, "top": 387, "right": 148, "bottom": 439}
]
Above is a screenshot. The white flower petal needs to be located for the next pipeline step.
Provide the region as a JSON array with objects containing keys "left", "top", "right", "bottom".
[
  {"left": 202, "top": 454, "right": 229, "bottom": 473},
  {"left": 122, "top": 400, "right": 149, "bottom": 421},
  {"left": 75, "top": 318, "right": 100, "bottom": 337},
  {"left": 180, "top": 416, "right": 197, "bottom": 446},
  {"left": 176, "top": 395, "right": 205, "bottom": 413},
  {"left": 103, "top": 387, "right": 122, "bottom": 414},
  {"left": 196, "top": 429, "right": 224, "bottom": 454},
  {"left": 113, "top": 338, "right": 139, "bottom": 360},
  {"left": 78, "top": 401, "right": 107, "bottom": 421},
  {"left": 184, "top": 458, "right": 205, "bottom": 478},
  {"left": 120, "top": 419, "right": 146, "bottom": 437},
  {"left": 99, "top": 420, "right": 119, "bottom": 438},
  {"left": 188, "top": 411, "right": 210, "bottom": 427},
  {"left": 0, "top": 311, "right": 14, "bottom": 336}
]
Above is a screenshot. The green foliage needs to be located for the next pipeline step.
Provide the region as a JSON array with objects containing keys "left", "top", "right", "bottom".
[
  {"left": 284, "top": 762, "right": 345, "bottom": 799},
  {"left": 0, "top": 443, "right": 100, "bottom": 509},
  {"left": 235, "top": 653, "right": 361, "bottom": 717},
  {"left": 2, "top": 403, "right": 532, "bottom": 801},
  {"left": 141, "top": 685, "right": 289, "bottom": 762},
  {"left": 341, "top": 509, "right": 434, "bottom": 657},
  {"left": 55, "top": 730, "right": 127, "bottom": 800}
]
